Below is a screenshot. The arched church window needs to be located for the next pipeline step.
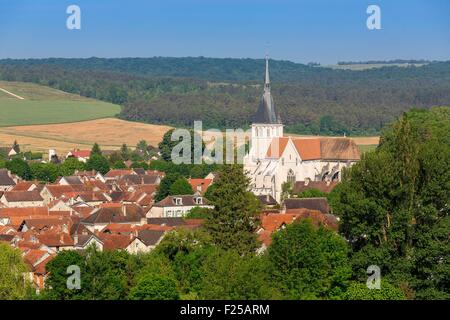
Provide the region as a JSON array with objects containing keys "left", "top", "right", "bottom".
[
  {"left": 287, "top": 169, "right": 295, "bottom": 184},
  {"left": 322, "top": 172, "right": 329, "bottom": 181},
  {"left": 332, "top": 171, "right": 340, "bottom": 182}
]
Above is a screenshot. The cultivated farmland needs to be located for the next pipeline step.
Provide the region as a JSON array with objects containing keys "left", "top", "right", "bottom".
[{"left": 0, "top": 81, "right": 121, "bottom": 126}]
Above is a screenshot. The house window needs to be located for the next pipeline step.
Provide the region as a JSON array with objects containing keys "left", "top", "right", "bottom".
[
  {"left": 174, "top": 197, "right": 182, "bottom": 205},
  {"left": 287, "top": 169, "right": 296, "bottom": 184}
]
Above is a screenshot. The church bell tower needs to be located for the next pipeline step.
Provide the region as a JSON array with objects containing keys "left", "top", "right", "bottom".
[{"left": 250, "top": 55, "right": 283, "bottom": 160}]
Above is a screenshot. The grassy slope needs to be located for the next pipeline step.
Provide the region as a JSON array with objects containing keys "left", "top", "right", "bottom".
[{"left": 0, "top": 81, "right": 121, "bottom": 126}]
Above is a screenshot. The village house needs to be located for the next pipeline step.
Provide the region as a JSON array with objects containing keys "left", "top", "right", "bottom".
[
  {"left": 126, "top": 229, "right": 166, "bottom": 254},
  {"left": 283, "top": 197, "right": 331, "bottom": 214},
  {"left": 66, "top": 149, "right": 91, "bottom": 163},
  {"left": 0, "top": 191, "right": 44, "bottom": 208},
  {"left": 81, "top": 203, "right": 147, "bottom": 232},
  {"left": 147, "top": 195, "right": 213, "bottom": 218},
  {"left": 188, "top": 178, "right": 213, "bottom": 195},
  {"left": 0, "top": 169, "right": 17, "bottom": 191},
  {"left": 57, "top": 176, "right": 84, "bottom": 186}
]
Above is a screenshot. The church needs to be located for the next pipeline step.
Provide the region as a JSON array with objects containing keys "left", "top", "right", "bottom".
[{"left": 243, "top": 56, "right": 360, "bottom": 203}]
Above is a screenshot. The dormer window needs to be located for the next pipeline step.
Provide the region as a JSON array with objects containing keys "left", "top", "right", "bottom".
[
  {"left": 195, "top": 197, "right": 203, "bottom": 205},
  {"left": 174, "top": 197, "right": 183, "bottom": 205}
]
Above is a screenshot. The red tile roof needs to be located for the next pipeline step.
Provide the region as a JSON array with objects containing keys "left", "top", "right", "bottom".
[
  {"left": 266, "top": 137, "right": 289, "bottom": 158},
  {"left": 70, "top": 150, "right": 91, "bottom": 158},
  {"left": 188, "top": 179, "right": 213, "bottom": 194}
]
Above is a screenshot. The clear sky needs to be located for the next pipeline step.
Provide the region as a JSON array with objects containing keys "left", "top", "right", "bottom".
[{"left": 0, "top": 0, "right": 449, "bottom": 64}]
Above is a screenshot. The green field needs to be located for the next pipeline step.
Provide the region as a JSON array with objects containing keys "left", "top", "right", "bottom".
[
  {"left": 327, "top": 63, "right": 427, "bottom": 71},
  {"left": 0, "top": 81, "right": 121, "bottom": 126}
]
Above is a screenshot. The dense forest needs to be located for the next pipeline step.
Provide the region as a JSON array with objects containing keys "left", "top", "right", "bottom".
[{"left": 1, "top": 57, "right": 449, "bottom": 135}]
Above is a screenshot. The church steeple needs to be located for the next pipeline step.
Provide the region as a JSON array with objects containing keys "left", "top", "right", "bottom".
[
  {"left": 253, "top": 55, "right": 281, "bottom": 124},
  {"left": 264, "top": 55, "right": 270, "bottom": 93}
]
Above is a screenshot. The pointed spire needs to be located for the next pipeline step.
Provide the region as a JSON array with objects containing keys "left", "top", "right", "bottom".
[
  {"left": 252, "top": 54, "right": 281, "bottom": 124},
  {"left": 264, "top": 55, "right": 270, "bottom": 92}
]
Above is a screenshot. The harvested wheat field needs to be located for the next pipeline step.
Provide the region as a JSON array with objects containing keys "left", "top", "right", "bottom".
[{"left": 0, "top": 118, "right": 172, "bottom": 154}]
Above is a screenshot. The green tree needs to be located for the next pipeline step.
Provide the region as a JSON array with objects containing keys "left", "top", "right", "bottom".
[
  {"left": 136, "top": 140, "right": 148, "bottom": 152},
  {"left": 330, "top": 108, "right": 450, "bottom": 299},
  {"left": 30, "top": 163, "right": 59, "bottom": 182},
  {"left": 129, "top": 275, "right": 179, "bottom": 300},
  {"left": 131, "top": 161, "right": 149, "bottom": 170},
  {"left": 91, "top": 143, "right": 102, "bottom": 156},
  {"left": 59, "top": 157, "right": 86, "bottom": 176},
  {"left": 0, "top": 243, "right": 30, "bottom": 300},
  {"left": 185, "top": 206, "right": 210, "bottom": 219},
  {"left": 199, "top": 249, "right": 281, "bottom": 300},
  {"left": 169, "top": 177, "right": 194, "bottom": 196},
  {"left": 85, "top": 154, "right": 110, "bottom": 175},
  {"left": 204, "top": 165, "right": 261, "bottom": 255},
  {"left": 6, "top": 157, "right": 31, "bottom": 180},
  {"left": 120, "top": 143, "right": 130, "bottom": 161},
  {"left": 43, "top": 250, "right": 85, "bottom": 300},
  {"left": 44, "top": 246, "right": 138, "bottom": 300},
  {"left": 155, "top": 173, "right": 181, "bottom": 201},
  {"left": 343, "top": 281, "right": 406, "bottom": 300},
  {"left": 112, "top": 160, "right": 127, "bottom": 169},
  {"left": 158, "top": 129, "right": 205, "bottom": 163},
  {"left": 297, "top": 188, "right": 328, "bottom": 198},
  {"left": 268, "top": 219, "right": 352, "bottom": 299},
  {"left": 281, "top": 181, "right": 293, "bottom": 202}
]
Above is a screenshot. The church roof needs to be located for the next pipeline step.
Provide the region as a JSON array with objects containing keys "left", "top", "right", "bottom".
[
  {"left": 266, "top": 137, "right": 360, "bottom": 161},
  {"left": 252, "top": 56, "right": 281, "bottom": 124}
]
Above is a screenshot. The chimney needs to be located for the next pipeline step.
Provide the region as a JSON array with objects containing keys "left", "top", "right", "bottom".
[{"left": 74, "top": 233, "right": 78, "bottom": 245}]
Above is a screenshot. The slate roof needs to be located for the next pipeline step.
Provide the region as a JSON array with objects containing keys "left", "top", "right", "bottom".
[
  {"left": 136, "top": 229, "right": 165, "bottom": 246},
  {"left": 61, "top": 176, "right": 83, "bottom": 185},
  {"left": 0, "top": 169, "right": 16, "bottom": 186},
  {"left": 283, "top": 197, "right": 330, "bottom": 214},
  {"left": 154, "top": 195, "right": 210, "bottom": 207},
  {"left": 147, "top": 217, "right": 187, "bottom": 227},
  {"left": 257, "top": 194, "right": 278, "bottom": 206},
  {"left": 3, "top": 191, "right": 43, "bottom": 202},
  {"left": 82, "top": 204, "right": 145, "bottom": 225}
]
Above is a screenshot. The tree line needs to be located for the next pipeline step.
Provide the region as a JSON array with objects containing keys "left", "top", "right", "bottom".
[{"left": 1, "top": 58, "right": 449, "bottom": 135}]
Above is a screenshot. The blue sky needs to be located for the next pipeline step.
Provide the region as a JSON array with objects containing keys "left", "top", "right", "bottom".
[{"left": 0, "top": 0, "right": 449, "bottom": 64}]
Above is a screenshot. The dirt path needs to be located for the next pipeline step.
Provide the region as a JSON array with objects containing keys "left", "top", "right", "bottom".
[{"left": 0, "top": 87, "right": 25, "bottom": 100}]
